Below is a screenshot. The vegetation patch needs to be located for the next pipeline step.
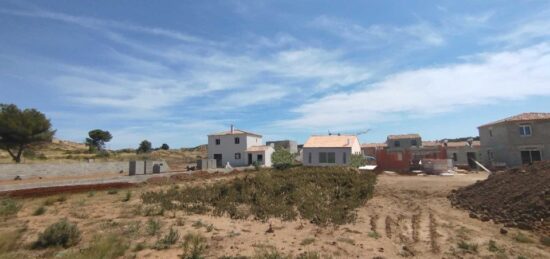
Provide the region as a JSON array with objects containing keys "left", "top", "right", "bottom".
[
  {"left": 513, "top": 232, "right": 533, "bottom": 243},
  {"left": 457, "top": 240, "right": 478, "bottom": 254},
  {"left": 141, "top": 167, "right": 376, "bottom": 225},
  {"left": 181, "top": 232, "right": 208, "bottom": 259},
  {"left": 33, "top": 219, "right": 81, "bottom": 248},
  {"left": 61, "top": 233, "right": 128, "bottom": 259},
  {"left": 0, "top": 198, "right": 21, "bottom": 218},
  {"left": 32, "top": 206, "right": 46, "bottom": 216}
]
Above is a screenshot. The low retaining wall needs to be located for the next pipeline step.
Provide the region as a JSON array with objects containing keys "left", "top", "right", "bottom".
[{"left": 0, "top": 161, "right": 129, "bottom": 180}]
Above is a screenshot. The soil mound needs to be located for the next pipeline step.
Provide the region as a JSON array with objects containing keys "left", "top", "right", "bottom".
[{"left": 448, "top": 161, "right": 550, "bottom": 234}]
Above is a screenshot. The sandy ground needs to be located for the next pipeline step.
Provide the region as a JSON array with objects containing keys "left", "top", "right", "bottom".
[{"left": 3, "top": 172, "right": 549, "bottom": 258}]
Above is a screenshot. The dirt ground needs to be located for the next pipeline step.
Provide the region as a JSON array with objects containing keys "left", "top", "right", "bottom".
[{"left": 2, "top": 172, "right": 549, "bottom": 258}]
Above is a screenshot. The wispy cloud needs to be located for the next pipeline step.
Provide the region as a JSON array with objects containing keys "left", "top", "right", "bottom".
[
  {"left": 0, "top": 8, "right": 214, "bottom": 45},
  {"left": 310, "top": 15, "right": 445, "bottom": 47},
  {"left": 278, "top": 43, "right": 550, "bottom": 130}
]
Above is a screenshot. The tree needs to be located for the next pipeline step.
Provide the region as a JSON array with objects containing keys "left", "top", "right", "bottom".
[
  {"left": 350, "top": 154, "right": 367, "bottom": 168},
  {"left": 0, "top": 104, "right": 55, "bottom": 163},
  {"left": 85, "top": 129, "right": 112, "bottom": 152},
  {"left": 137, "top": 140, "right": 152, "bottom": 154},
  {"left": 160, "top": 143, "right": 170, "bottom": 150},
  {"left": 271, "top": 148, "right": 295, "bottom": 170}
]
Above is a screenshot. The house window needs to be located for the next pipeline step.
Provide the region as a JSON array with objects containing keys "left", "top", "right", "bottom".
[
  {"left": 397, "top": 152, "right": 403, "bottom": 161},
  {"left": 235, "top": 153, "right": 241, "bottom": 160},
  {"left": 319, "top": 152, "right": 327, "bottom": 163},
  {"left": 489, "top": 128, "right": 493, "bottom": 137},
  {"left": 308, "top": 152, "right": 312, "bottom": 164},
  {"left": 234, "top": 137, "right": 240, "bottom": 144},
  {"left": 519, "top": 124, "right": 532, "bottom": 136},
  {"left": 343, "top": 152, "right": 347, "bottom": 164},
  {"left": 452, "top": 153, "right": 458, "bottom": 162},
  {"left": 521, "top": 150, "right": 541, "bottom": 164},
  {"left": 327, "top": 152, "right": 336, "bottom": 163},
  {"left": 411, "top": 139, "right": 418, "bottom": 146},
  {"left": 257, "top": 154, "right": 263, "bottom": 162},
  {"left": 215, "top": 139, "right": 220, "bottom": 145},
  {"left": 394, "top": 141, "right": 401, "bottom": 147}
]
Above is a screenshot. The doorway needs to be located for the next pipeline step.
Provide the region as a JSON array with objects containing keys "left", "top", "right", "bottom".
[
  {"left": 213, "top": 154, "right": 222, "bottom": 168},
  {"left": 466, "top": 152, "right": 477, "bottom": 169},
  {"left": 521, "top": 150, "right": 541, "bottom": 165},
  {"left": 248, "top": 153, "right": 253, "bottom": 165}
]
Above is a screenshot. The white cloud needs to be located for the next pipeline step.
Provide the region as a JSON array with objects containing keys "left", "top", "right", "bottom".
[
  {"left": 311, "top": 15, "right": 445, "bottom": 47},
  {"left": 278, "top": 43, "right": 550, "bottom": 130},
  {"left": 215, "top": 85, "right": 289, "bottom": 108}
]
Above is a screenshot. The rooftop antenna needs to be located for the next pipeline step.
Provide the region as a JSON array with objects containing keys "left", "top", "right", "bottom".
[{"left": 355, "top": 129, "right": 371, "bottom": 136}]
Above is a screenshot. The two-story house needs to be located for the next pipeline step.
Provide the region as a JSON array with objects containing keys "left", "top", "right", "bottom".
[
  {"left": 478, "top": 113, "right": 550, "bottom": 167},
  {"left": 207, "top": 126, "right": 274, "bottom": 168}
]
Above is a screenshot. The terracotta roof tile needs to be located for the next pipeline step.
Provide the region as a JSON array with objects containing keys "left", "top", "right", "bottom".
[
  {"left": 446, "top": 141, "right": 481, "bottom": 148},
  {"left": 304, "top": 135, "right": 359, "bottom": 148},
  {"left": 209, "top": 129, "right": 262, "bottom": 137},
  {"left": 361, "top": 143, "right": 387, "bottom": 148},
  {"left": 479, "top": 113, "right": 550, "bottom": 128},
  {"left": 387, "top": 134, "right": 421, "bottom": 140}
]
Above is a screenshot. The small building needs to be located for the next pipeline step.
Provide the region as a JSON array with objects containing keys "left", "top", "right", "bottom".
[
  {"left": 445, "top": 140, "right": 482, "bottom": 169},
  {"left": 207, "top": 126, "right": 273, "bottom": 168},
  {"left": 266, "top": 140, "right": 298, "bottom": 154},
  {"left": 302, "top": 135, "right": 361, "bottom": 166},
  {"left": 479, "top": 112, "right": 550, "bottom": 168},
  {"left": 386, "top": 134, "right": 422, "bottom": 150}
]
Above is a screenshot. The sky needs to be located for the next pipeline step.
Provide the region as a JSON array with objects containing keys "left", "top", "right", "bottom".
[{"left": 1, "top": 0, "right": 550, "bottom": 149}]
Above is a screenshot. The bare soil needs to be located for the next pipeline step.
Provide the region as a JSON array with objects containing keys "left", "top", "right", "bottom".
[{"left": 1, "top": 171, "right": 549, "bottom": 258}]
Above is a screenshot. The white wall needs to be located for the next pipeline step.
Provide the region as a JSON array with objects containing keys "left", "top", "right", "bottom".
[
  {"left": 207, "top": 134, "right": 262, "bottom": 167},
  {"left": 302, "top": 147, "right": 353, "bottom": 166}
]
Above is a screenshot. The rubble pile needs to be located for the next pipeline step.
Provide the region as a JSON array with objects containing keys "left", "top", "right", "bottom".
[{"left": 449, "top": 161, "right": 550, "bottom": 234}]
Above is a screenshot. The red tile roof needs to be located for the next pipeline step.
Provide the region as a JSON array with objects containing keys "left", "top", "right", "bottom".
[
  {"left": 304, "top": 135, "right": 359, "bottom": 148},
  {"left": 361, "top": 143, "right": 387, "bottom": 148},
  {"left": 479, "top": 113, "right": 550, "bottom": 128},
  {"left": 387, "top": 134, "right": 421, "bottom": 140}
]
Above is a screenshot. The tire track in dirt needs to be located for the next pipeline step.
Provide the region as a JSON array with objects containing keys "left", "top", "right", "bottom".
[{"left": 429, "top": 212, "right": 440, "bottom": 253}]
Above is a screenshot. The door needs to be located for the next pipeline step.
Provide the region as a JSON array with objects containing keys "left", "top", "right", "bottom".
[
  {"left": 257, "top": 154, "right": 263, "bottom": 164},
  {"left": 213, "top": 154, "right": 222, "bottom": 168},
  {"left": 466, "top": 152, "right": 477, "bottom": 169},
  {"left": 248, "top": 153, "right": 253, "bottom": 165},
  {"left": 521, "top": 150, "right": 542, "bottom": 164}
]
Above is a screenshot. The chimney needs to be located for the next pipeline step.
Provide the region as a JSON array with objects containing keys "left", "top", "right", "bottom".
[{"left": 230, "top": 124, "right": 234, "bottom": 134}]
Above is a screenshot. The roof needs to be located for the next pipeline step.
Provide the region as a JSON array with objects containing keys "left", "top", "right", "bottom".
[
  {"left": 479, "top": 113, "right": 550, "bottom": 128},
  {"left": 387, "top": 134, "right": 421, "bottom": 140},
  {"left": 361, "top": 143, "right": 387, "bottom": 148},
  {"left": 422, "top": 141, "right": 442, "bottom": 147},
  {"left": 303, "top": 135, "right": 359, "bottom": 148},
  {"left": 246, "top": 145, "right": 271, "bottom": 152},
  {"left": 209, "top": 129, "right": 262, "bottom": 137},
  {"left": 446, "top": 141, "right": 481, "bottom": 148}
]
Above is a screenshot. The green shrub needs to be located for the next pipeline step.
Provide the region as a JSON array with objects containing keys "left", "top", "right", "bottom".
[
  {"left": 141, "top": 167, "right": 376, "bottom": 225},
  {"left": 300, "top": 238, "right": 315, "bottom": 246},
  {"left": 368, "top": 231, "right": 381, "bottom": 239},
  {"left": 0, "top": 198, "right": 21, "bottom": 218},
  {"left": 154, "top": 227, "right": 179, "bottom": 250},
  {"left": 350, "top": 154, "right": 367, "bottom": 168},
  {"left": 61, "top": 234, "right": 128, "bottom": 259},
  {"left": 146, "top": 218, "right": 161, "bottom": 236},
  {"left": 181, "top": 232, "right": 207, "bottom": 259},
  {"left": 122, "top": 190, "right": 132, "bottom": 202},
  {"left": 33, "top": 206, "right": 46, "bottom": 216},
  {"left": 488, "top": 240, "right": 504, "bottom": 253},
  {"left": 541, "top": 236, "right": 550, "bottom": 247},
  {"left": 513, "top": 232, "right": 533, "bottom": 243},
  {"left": 33, "top": 219, "right": 80, "bottom": 248},
  {"left": 107, "top": 189, "right": 118, "bottom": 195},
  {"left": 271, "top": 148, "right": 294, "bottom": 170},
  {"left": 457, "top": 240, "right": 478, "bottom": 254}
]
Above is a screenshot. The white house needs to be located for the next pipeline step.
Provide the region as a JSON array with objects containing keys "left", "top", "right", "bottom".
[
  {"left": 302, "top": 135, "right": 362, "bottom": 166},
  {"left": 207, "top": 126, "right": 274, "bottom": 168}
]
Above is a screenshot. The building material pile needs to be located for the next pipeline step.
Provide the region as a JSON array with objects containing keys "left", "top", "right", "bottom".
[{"left": 448, "top": 161, "right": 550, "bottom": 234}]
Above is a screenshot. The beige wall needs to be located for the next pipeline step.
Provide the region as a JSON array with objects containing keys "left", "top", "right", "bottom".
[{"left": 207, "top": 134, "right": 262, "bottom": 167}]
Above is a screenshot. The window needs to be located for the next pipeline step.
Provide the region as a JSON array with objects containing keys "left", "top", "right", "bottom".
[
  {"left": 521, "top": 150, "right": 541, "bottom": 164},
  {"left": 394, "top": 141, "right": 401, "bottom": 147},
  {"left": 452, "top": 153, "right": 458, "bottom": 162},
  {"left": 257, "top": 154, "right": 263, "bottom": 162},
  {"left": 234, "top": 137, "right": 240, "bottom": 144},
  {"left": 411, "top": 139, "right": 418, "bottom": 146},
  {"left": 519, "top": 124, "right": 532, "bottom": 136},
  {"left": 343, "top": 152, "right": 347, "bottom": 164},
  {"left": 215, "top": 139, "right": 220, "bottom": 145},
  {"left": 489, "top": 128, "right": 493, "bottom": 137},
  {"left": 235, "top": 153, "right": 241, "bottom": 159},
  {"left": 308, "top": 152, "right": 312, "bottom": 164},
  {"left": 319, "top": 152, "right": 327, "bottom": 163},
  {"left": 327, "top": 152, "right": 336, "bottom": 163}
]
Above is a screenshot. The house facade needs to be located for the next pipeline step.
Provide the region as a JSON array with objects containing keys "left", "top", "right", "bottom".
[
  {"left": 302, "top": 135, "right": 361, "bottom": 166},
  {"left": 445, "top": 140, "right": 482, "bottom": 169},
  {"left": 478, "top": 113, "right": 550, "bottom": 168},
  {"left": 207, "top": 126, "right": 273, "bottom": 168}
]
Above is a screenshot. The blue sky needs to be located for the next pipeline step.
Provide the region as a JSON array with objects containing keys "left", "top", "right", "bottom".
[{"left": 1, "top": 0, "right": 550, "bottom": 149}]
